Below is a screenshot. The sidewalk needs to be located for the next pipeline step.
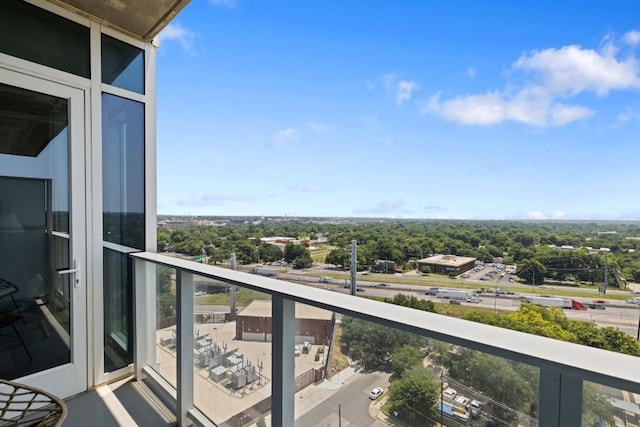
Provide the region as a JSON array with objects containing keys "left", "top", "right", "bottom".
[{"left": 247, "top": 363, "right": 363, "bottom": 426}]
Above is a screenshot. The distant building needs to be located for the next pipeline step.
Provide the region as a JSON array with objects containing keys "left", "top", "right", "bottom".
[
  {"left": 235, "top": 300, "right": 333, "bottom": 345},
  {"left": 417, "top": 255, "right": 476, "bottom": 275},
  {"left": 373, "top": 260, "right": 397, "bottom": 273}
]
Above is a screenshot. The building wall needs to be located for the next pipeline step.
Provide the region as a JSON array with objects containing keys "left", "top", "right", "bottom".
[
  {"left": 418, "top": 259, "right": 476, "bottom": 275},
  {"left": 235, "top": 315, "right": 331, "bottom": 344}
]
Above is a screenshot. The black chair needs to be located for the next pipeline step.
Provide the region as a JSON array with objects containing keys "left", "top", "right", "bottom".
[{"left": 0, "top": 280, "right": 21, "bottom": 317}]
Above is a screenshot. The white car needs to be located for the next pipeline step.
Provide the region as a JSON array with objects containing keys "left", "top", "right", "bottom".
[
  {"left": 470, "top": 400, "right": 482, "bottom": 417},
  {"left": 294, "top": 346, "right": 300, "bottom": 357},
  {"left": 443, "top": 387, "right": 457, "bottom": 401},
  {"left": 369, "top": 387, "right": 384, "bottom": 400}
]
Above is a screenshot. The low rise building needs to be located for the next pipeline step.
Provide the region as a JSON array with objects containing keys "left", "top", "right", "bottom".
[{"left": 417, "top": 254, "right": 476, "bottom": 275}]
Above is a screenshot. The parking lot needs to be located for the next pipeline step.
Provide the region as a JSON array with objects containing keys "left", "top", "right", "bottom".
[{"left": 460, "top": 262, "right": 515, "bottom": 284}]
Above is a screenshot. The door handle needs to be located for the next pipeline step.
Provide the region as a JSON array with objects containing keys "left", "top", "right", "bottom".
[{"left": 58, "top": 259, "right": 81, "bottom": 288}]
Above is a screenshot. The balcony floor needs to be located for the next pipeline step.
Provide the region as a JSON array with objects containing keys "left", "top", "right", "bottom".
[{"left": 63, "top": 377, "right": 176, "bottom": 426}]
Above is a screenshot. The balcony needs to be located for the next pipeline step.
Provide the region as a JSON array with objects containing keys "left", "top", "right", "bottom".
[{"left": 122, "top": 251, "right": 640, "bottom": 427}]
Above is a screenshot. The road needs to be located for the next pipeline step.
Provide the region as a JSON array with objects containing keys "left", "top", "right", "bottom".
[
  {"left": 278, "top": 272, "right": 640, "bottom": 338},
  {"left": 295, "top": 370, "right": 390, "bottom": 427}
]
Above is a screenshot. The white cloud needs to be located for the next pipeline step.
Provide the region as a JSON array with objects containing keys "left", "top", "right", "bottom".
[
  {"left": 209, "top": 0, "right": 240, "bottom": 8},
  {"left": 423, "top": 39, "right": 640, "bottom": 127},
  {"left": 158, "top": 23, "right": 195, "bottom": 52},
  {"left": 514, "top": 45, "right": 640, "bottom": 96},
  {"left": 525, "top": 211, "right": 547, "bottom": 220},
  {"left": 624, "top": 30, "right": 640, "bottom": 47},
  {"left": 270, "top": 128, "right": 298, "bottom": 148},
  {"left": 467, "top": 67, "right": 477, "bottom": 78},
  {"left": 307, "top": 121, "right": 330, "bottom": 134},
  {"left": 383, "top": 73, "right": 418, "bottom": 106},
  {"left": 396, "top": 80, "right": 418, "bottom": 106}
]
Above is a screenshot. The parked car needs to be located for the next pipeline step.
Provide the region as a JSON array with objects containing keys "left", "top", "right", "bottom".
[
  {"left": 470, "top": 400, "right": 482, "bottom": 417},
  {"left": 442, "top": 388, "right": 457, "bottom": 401},
  {"left": 369, "top": 387, "right": 384, "bottom": 400}
]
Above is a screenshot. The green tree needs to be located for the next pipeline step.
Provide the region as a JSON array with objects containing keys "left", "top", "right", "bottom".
[
  {"left": 516, "top": 259, "right": 546, "bottom": 285},
  {"left": 387, "top": 367, "right": 439, "bottom": 420},
  {"left": 582, "top": 383, "right": 615, "bottom": 426},
  {"left": 391, "top": 345, "right": 423, "bottom": 379},
  {"left": 339, "top": 317, "right": 423, "bottom": 368},
  {"left": 325, "top": 247, "right": 349, "bottom": 267},
  {"left": 157, "top": 266, "right": 173, "bottom": 294},
  {"left": 258, "top": 243, "right": 284, "bottom": 263},
  {"left": 284, "top": 242, "right": 309, "bottom": 263}
]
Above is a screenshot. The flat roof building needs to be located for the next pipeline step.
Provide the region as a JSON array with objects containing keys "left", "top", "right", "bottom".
[
  {"left": 417, "top": 254, "right": 476, "bottom": 275},
  {"left": 235, "top": 300, "right": 333, "bottom": 345}
]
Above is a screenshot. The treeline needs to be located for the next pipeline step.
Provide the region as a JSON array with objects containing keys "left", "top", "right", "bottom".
[{"left": 158, "top": 218, "right": 640, "bottom": 283}]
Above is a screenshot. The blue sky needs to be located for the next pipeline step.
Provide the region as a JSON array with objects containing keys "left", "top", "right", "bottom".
[{"left": 156, "top": 1, "right": 640, "bottom": 220}]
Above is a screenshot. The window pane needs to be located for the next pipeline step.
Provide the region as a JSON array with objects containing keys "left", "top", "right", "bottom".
[
  {"left": 0, "top": 0, "right": 90, "bottom": 78},
  {"left": 153, "top": 264, "right": 177, "bottom": 387},
  {"left": 0, "top": 82, "right": 72, "bottom": 380},
  {"left": 104, "top": 248, "right": 133, "bottom": 372},
  {"left": 101, "top": 34, "right": 144, "bottom": 94},
  {"left": 102, "top": 93, "right": 145, "bottom": 249},
  {"left": 191, "top": 279, "right": 272, "bottom": 425}
]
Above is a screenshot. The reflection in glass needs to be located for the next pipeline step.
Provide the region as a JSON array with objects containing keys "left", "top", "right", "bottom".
[
  {"left": 103, "top": 248, "right": 133, "bottom": 372},
  {"left": 0, "top": 0, "right": 90, "bottom": 78},
  {"left": 187, "top": 280, "right": 272, "bottom": 425},
  {"left": 0, "top": 83, "right": 71, "bottom": 380},
  {"left": 154, "top": 264, "right": 176, "bottom": 387},
  {"left": 102, "top": 93, "right": 145, "bottom": 249},
  {"left": 101, "top": 34, "right": 144, "bottom": 94}
]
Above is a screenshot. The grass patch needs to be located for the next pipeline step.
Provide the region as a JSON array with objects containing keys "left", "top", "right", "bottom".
[
  {"left": 309, "top": 245, "right": 336, "bottom": 262},
  {"left": 198, "top": 288, "right": 271, "bottom": 306},
  {"left": 329, "top": 325, "right": 350, "bottom": 376}
]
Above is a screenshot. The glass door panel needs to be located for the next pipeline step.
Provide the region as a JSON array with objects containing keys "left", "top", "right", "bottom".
[{"left": 0, "top": 68, "right": 86, "bottom": 398}]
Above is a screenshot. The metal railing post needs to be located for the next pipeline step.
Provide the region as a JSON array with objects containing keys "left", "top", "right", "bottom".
[
  {"left": 272, "top": 295, "right": 295, "bottom": 426},
  {"left": 539, "top": 369, "right": 582, "bottom": 427},
  {"left": 176, "top": 269, "right": 194, "bottom": 426}
]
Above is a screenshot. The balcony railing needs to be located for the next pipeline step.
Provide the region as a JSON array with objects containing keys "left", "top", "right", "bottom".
[{"left": 132, "top": 252, "right": 640, "bottom": 427}]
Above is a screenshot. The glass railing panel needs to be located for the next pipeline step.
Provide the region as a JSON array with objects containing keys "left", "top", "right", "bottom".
[
  {"left": 191, "top": 276, "right": 271, "bottom": 426},
  {"left": 582, "top": 381, "right": 636, "bottom": 427},
  {"left": 292, "top": 308, "right": 540, "bottom": 427},
  {"left": 153, "top": 264, "right": 177, "bottom": 388}
]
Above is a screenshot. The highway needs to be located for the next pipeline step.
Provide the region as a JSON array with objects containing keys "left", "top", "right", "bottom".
[{"left": 277, "top": 272, "right": 640, "bottom": 338}]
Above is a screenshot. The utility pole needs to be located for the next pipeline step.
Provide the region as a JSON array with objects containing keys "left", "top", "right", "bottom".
[
  {"left": 350, "top": 240, "right": 357, "bottom": 296},
  {"left": 230, "top": 253, "right": 237, "bottom": 314},
  {"left": 604, "top": 248, "right": 609, "bottom": 295}
]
